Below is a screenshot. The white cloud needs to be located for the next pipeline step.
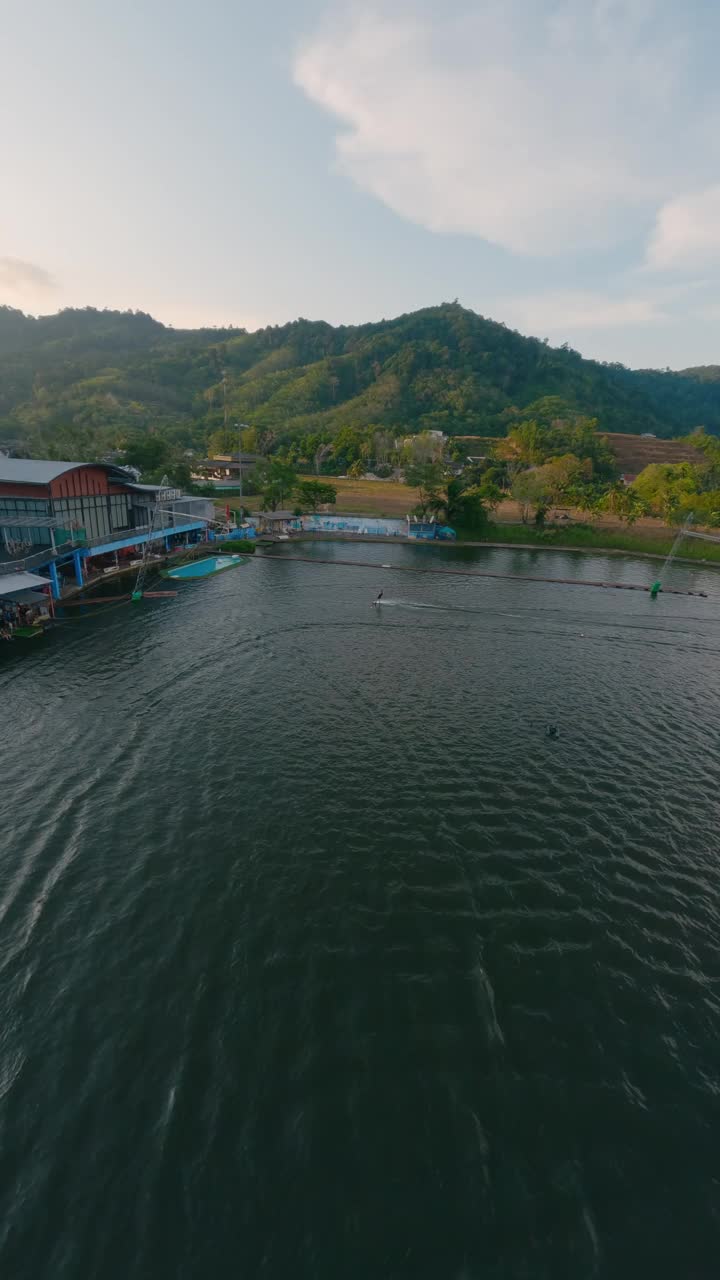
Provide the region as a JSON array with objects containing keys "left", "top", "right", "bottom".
[
  {"left": 647, "top": 186, "right": 720, "bottom": 269},
  {"left": 0, "top": 256, "right": 57, "bottom": 296},
  {"left": 498, "top": 290, "right": 668, "bottom": 334},
  {"left": 294, "top": 1, "right": 720, "bottom": 258}
]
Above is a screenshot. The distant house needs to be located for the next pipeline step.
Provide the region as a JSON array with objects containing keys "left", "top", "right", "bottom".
[
  {"left": 191, "top": 452, "right": 262, "bottom": 484},
  {"left": 621, "top": 473, "right": 638, "bottom": 487},
  {"left": 254, "top": 510, "right": 302, "bottom": 534}
]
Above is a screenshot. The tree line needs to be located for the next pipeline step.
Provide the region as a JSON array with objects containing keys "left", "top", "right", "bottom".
[
  {"left": 117, "top": 395, "right": 720, "bottom": 533},
  {"left": 3, "top": 304, "right": 720, "bottom": 467}
]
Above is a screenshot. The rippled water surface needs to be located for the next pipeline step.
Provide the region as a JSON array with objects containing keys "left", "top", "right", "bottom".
[{"left": 2, "top": 542, "right": 720, "bottom": 1280}]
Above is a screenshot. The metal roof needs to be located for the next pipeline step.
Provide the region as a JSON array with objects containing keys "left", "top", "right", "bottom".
[
  {"left": 256, "top": 510, "right": 300, "bottom": 520},
  {"left": 0, "top": 458, "right": 134, "bottom": 486},
  {"left": 0, "top": 458, "right": 88, "bottom": 484},
  {"left": 0, "top": 571, "right": 51, "bottom": 597},
  {"left": 207, "top": 453, "right": 262, "bottom": 462},
  {"left": 195, "top": 455, "right": 262, "bottom": 468}
]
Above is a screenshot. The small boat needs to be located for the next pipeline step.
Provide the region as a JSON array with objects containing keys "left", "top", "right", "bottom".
[{"left": 13, "top": 625, "right": 45, "bottom": 639}]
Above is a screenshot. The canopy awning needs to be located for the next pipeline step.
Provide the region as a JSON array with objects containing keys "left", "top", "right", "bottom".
[
  {"left": 0, "top": 571, "right": 51, "bottom": 598},
  {"left": 0, "top": 514, "right": 67, "bottom": 529}
]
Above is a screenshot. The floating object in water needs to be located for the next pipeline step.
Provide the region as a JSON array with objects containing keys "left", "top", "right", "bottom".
[
  {"left": 63, "top": 592, "right": 175, "bottom": 605},
  {"left": 62, "top": 595, "right": 132, "bottom": 605},
  {"left": 546, "top": 724, "right": 559, "bottom": 739},
  {"left": 650, "top": 580, "right": 662, "bottom": 600},
  {"left": 12, "top": 625, "right": 44, "bottom": 640},
  {"left": 262, "top": 553, "right": 709, "bottom": 597}
]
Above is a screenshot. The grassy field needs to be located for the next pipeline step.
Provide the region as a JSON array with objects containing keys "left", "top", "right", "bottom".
[
  {"left": 216, "top": 478, "right": 420, "bottom": 519},
  {"left": 218, "top": 482, "right": 685, "bottom": 529},
  {"left": 601, "top": 433, "right": 703, "bottom": 475}
]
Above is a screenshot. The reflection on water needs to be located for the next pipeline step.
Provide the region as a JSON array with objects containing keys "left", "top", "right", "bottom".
[{"left": 1, "top": 543, "right": 720, "bottom": 1280}]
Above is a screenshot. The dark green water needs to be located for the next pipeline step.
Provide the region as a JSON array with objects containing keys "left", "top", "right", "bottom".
[{"left": 2, "top": 542, "right": 720, "bottom": 1280}]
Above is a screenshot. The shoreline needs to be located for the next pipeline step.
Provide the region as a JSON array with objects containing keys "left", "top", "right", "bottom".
[
  {"left": 458, "top": 539, "right": 713, "bottom": 566},
  {"left": 267, "top": 530, "right": 719, "bottom": 569}
]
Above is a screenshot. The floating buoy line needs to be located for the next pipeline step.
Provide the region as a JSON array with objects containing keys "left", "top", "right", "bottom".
[{"left": 256, "top": 551, "right": 710, "bottom": 598}]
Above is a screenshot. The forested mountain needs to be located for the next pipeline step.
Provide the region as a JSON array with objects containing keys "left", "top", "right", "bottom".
[
  {"left": 674, "top": 366, "right": 720, "bottom": 384},
  {"left": 1, "top": 302, "right": 718, "bottom": 459}
]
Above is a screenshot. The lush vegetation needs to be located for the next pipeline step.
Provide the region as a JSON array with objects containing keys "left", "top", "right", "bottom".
[
  {"left": 619, "top": 432, "right": 720, "bottom": 526},
  {"left": 220, "top": 461, "right": 338, "bottom": 514},
  {"left": 2, "top": 304, "right": 720, "bottom": 475},
  {"left": 393, "top": 403, "right": 613, "bottom": 531},
  {"left": 456, "top": 521, "right": 720, "bottom": 563},
  {"left": 399, "top": 406, "right": 720, "bottom": 539},
  {"left": 495, "top": 416, "right": 720, "bottom": 531},
  {"left": 212, "top": 539, "right": 255, "bottom": 554},
  {"left": 294, "top": 479, "right": 338, "bottom": 511}
]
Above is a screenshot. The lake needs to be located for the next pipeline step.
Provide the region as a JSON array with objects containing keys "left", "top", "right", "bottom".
[{"left": 1, "top": 541, "right": 720, "bottom": 1279}]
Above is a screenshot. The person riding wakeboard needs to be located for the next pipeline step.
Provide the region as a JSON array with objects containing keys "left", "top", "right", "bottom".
[{"left": 374, "top": 590, "right": 384, "bottom": 606}]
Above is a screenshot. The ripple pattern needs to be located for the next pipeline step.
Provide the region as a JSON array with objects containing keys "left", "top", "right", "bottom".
[{"left": 1, "top": 544, "right": 720, "bottom": 1279}]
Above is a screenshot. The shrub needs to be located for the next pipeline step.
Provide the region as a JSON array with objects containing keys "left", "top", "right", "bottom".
[{"left": 218, "top": 539, "right": 256, "bottom": 554}]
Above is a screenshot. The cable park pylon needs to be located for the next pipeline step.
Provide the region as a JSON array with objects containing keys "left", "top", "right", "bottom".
[
  {"left": 131, "top": 476, "right": 173, "bottom": 601},
  {"left": 649, "top": 513, "right": 695, "bottom": 599}
]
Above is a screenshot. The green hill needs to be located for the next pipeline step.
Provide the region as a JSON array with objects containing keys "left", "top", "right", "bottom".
[{"left": 1, "top": 301, "right": 719, "bottom": 457}]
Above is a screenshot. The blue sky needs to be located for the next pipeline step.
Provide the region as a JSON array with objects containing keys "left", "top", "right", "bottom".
[{"left": 1, "top": 0, "right": 719, "bottom": 368}]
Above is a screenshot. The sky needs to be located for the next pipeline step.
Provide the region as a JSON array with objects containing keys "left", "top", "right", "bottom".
[{"left": 1, "top": 0, "right": 719, "bottom": 369}]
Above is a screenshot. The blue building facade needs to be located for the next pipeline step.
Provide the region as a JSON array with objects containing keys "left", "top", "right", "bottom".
[{"left": 0, "top": 458, "right": 213, "bottom": 597}]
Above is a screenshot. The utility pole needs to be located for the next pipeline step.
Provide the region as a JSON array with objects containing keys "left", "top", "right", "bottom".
[
  {"left": 235, "top": 422, "right": 244, "bottom": 507},
  {"left": 236, "top": 422, "right": 253, "bottom": 523},
  {"left": 222, "top": 371, "right": 228, "bottom": 432}
]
